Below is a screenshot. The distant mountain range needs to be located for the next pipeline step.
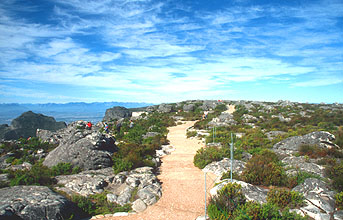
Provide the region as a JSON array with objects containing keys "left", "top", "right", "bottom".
[{"left": 0, "top": 102, "right": 154, "bottom": 124}]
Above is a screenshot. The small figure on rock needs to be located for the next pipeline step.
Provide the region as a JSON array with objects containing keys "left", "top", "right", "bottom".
[
  {"left": 86, "top": 121, "right": 92, "bottom": 130},
  {"left": 129, "top": 120, "right": 134, "bottom": 128},
  {"left": 104, "top": 122, "right": 109, "bottom": 133},
  {"left": 203, "top": 111, "right": 209, "bottom": 119}
]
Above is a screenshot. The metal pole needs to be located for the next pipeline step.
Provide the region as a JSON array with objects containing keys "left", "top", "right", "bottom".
[
  {"left": 230, "top": 133, "right": 233, "bottom": 182},
  {"left": 212, "top": 127, "right": 214, "bottom": 143},
  {"left": 205, "top": 172, "right": 207, "bottom": 218}
]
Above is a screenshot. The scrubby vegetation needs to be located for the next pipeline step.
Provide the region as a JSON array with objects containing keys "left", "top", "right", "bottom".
[
  {"left": 70, "top": 192, "right": 131, "bottom": 216},
  {"left": 207, "top": 183, "right": 308, "bottom": 220},
  {"left": 241, "top": 150, "right": 287, "bottom": 186},
  {"left": 110, "top": 112, "right": 174, "bottom": 173},
  {"left": 0, "top": 137, "right": 56, "bottom": 165},
  {"left": 336, "top": 191, "right": 343, "bottom": 210}
]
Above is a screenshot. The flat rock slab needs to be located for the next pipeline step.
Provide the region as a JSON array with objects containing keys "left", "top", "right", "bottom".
[{"left": 0, "top": 185, "right": 86, "bottom": 220}]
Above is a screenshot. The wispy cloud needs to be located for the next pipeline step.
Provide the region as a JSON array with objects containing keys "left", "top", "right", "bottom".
[{"left": 0, "top": 0, "right": 342, "bottom": 103}]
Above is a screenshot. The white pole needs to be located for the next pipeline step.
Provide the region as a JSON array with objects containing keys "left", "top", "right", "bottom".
[
  {"left": 230, "top": 133, "right": 233, "bottom": 182},
  {"left": 205, "top": 172, "right": 207, "bottom": 218}
]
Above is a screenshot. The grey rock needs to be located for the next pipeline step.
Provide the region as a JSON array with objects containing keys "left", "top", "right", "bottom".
[
  {"left": 0, "top": 111, "right": 66, "bottom": 140},
  {"left": 157, "top": 104, "right": 174, "bottom": 113},
  {"left": 273, "top": 131, "right": 338, "bottom": 156},
  {"left": 334, "top": 210, "right": 343, "bottom": 220},
  {"left": 183, "top": 104, "right": 195, "bottom": 112},
  {"left": 200, "top": 100, "right": 219, "bottom": 111},
  {"left": 208, "top": 112, "right": 237, "bottom": 127},
  {"left": 107, "top": 194, "right": 118, "bottom": 203},
  {"left": 0, "top": 185, "right": 86, "bottom": 220},
  {"left": 103, "top": 106, "right": 131, "bottom": 122},
  {"left": 292, "top": 178, "right": 336, "bottom": 218},
  {"left": 55, "top": 167, "right": 115, "bottom": 196},
  {"left": 156, "top": 145, "right": 175, "bottom": 157},
  {"left": 143, "top": 132, "right": 159, "bottom": 139},
  {"left": 242, "top": 114, "right": 258, "bottom": 123},
  {"left": 117, "top": 187, "right": 133, "bottom": 206},
  {"left": 43, "top": 121, "right": 117, "bottom": 170},
  {"left": 203, "top": 158, "right": 246, "bottom": 176},
  {"left": 9, "top": 162, "right": 32, "bottom": 171},
  {"left": 210, "top": 179, "right": 269, "bottom": 204},
  {"left": 132, "top": 199, "right": 147, "bottom": 212},
  {"left": 146, "top": 105, "right": 157, "bottom": 113},
  {"left": 282, "top": 156, "right": 325, "bottom": 177}
]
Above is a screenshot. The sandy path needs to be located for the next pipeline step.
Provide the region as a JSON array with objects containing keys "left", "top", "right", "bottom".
[
  {"left": 224, "top": 104, "right": 235, "bottom": 114},
  {"left": 104, "top": 121, "right": 215, "bottom": 220}
]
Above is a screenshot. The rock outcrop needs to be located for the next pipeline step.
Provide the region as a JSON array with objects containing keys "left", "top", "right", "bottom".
[
  {"left": 183, "top": 104, "right": 195, "bottom": 112},
  {"left": 0, "top": 185, "right": 86, "bottom": 220},
  {"left": 203, "top": 158, "right": 246, "bottom": 176},
  {"left": 0, "top": 111, "right": 66, "bottom": 140},
  {"left": 273, "top": 131, "right": 338, "bottom": 156},
  {"left": 208, "top": 112, "right": 237, "bottom": 127},
  {"left": 55, "top": 166, "right": 161, "bottom": 212},
  {"left": 157, "top": 104, "right": 174, "bottom": 113},
  {"left": 42, "top": 121, "right": 117, "bottom": 170},
  {"left": 282, "top": 156, "right": 325, "bottom": 177},
  {"left": 292, "top": 178, "right": 337, "bottom": 219},
  {"left": 103, "top": 106, "right": 131, "bottom": 122}
]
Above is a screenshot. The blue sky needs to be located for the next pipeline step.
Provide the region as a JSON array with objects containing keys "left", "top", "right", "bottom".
[{"left": 0, "top": 0, "right": 342, "bottom": 104}]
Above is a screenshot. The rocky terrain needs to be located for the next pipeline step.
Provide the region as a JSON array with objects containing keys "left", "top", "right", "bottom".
[
  {"left": 0, "top": 100, "right": 342, "bottom": 219},
  {"left": 0, "top": 111, "right": 66, "bottom": 140}
]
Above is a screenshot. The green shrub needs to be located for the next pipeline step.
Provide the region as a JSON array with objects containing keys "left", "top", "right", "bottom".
[
  {"left": 299, "top": 144, "right": 327, "bottom": 158},
  {"left": 71, "top": 192, "right": 131, "bottom": 216},
  {"left": 325, "top": 160, "right": 343, "bottom": 191},
  {"left": 242, "top": 150, "right": 287, "bottom": 186},
  {"left": 193, "top": 146, "right": 230, "bottom": 169},
  {"left": 231, "top": 202, "right": 308, "bottom": 220},
  {"left": 267, "top": 189, "right": 305, "bottom": 209},
  {"left": 334, "top": 126, "right": 343, "bottom": 148},
  {"left": 288, "top": 171, "right": 322, "bottom": 188},
  {"left": 208, "top": 183, "right": 246, "bottom": 220},
  {"left": 335, "top": 191, "right": 343, "bottom": 210},
  {"left": 51, "top": 163, "right": 81, "bottom": 176},
  {"left": 186, "top": 130, "right": 197, "bottom": 138},
  {"left": 8, "top": 163, "right": 55, "bottom": 186}
]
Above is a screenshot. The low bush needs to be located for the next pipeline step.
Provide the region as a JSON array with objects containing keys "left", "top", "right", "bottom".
[
  {"left": 193, "top": 146, "right": 230, "bottom": 169},
  {"left": 241, "top": 150, "right": 287, "bottom": 186},
  {"left": 207, "top": 183, "right": 246, "bottom": 219},
  {"left": 288, "top": 171, "right": 322, "bottom": 188},
  {"left": 231, "top": 202, "right": 308, "bottom": 220},
  {"left": 112, "top": 142, "right": 159, "bottom": 174},
  {"left": 335, "top": 191, "right": 343, "bottom": 210},
  {"left": 0, "top": 137, "right": 56, "bottom": 165},
  {"left": 325, "top": 160, "right": 343, "bottom": 191},
  {"left": 71, "top": 192, "right": 131, "bottom": 216},
  {"left": 8, "top": 163, "right": 55, "bottom": 187},
  {"left": 299, "top": 144, "right": 327, "bottom": 158},
  {"left": 51, "top": 162, "right": 81, "bottom": 176},
  {"left": 267, "top": 189, "right": 305, "bottom": 209},
  {"left": 186, "top": 130, "right": 197, "bottom": 138}
]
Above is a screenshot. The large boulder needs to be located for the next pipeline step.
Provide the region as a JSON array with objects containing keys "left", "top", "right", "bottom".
[
  {"left": 292, "top": 178, "right": 336, "bottom": 219},
  {"left": 208, "top": 112, "right": 237, "bottom": 127},
  {"left": 157, "top": 104, "right": 173, "bottom": 113},
  {"left": 273, "top": 131, "right": 338, "bottom": 156},
  {"left": 103, "top": 106, "right": 131, "bottom": 122},
  {"left": 0, "top": 185, "right": 86, "bottom": 220},
  {"left": 200, "top": 100, "right": 218, "bottom": 111},
  {"left": 183, "top": 104, "right": 195, "bottom": 112},
  {"left": 42, "top": 121, "right": 117, "bottom": 170},
  {"left": 203, "top": 158, "right": 246, "bottom": 176},
  {"left": 0, "top": 111, "right": 66, "bottom": 140}
]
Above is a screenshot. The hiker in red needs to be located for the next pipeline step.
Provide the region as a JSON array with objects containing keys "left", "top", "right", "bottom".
[{"left": 86, "top": 121, "right": 92, "bottom": 130}]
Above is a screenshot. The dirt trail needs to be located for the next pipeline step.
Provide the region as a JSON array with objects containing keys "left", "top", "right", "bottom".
[
  {"left": 104, "top": 121, "right": 215, "bottom": 220},
  {"left": 224, "top": 104, "right": 235, "bottom": 114}
]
